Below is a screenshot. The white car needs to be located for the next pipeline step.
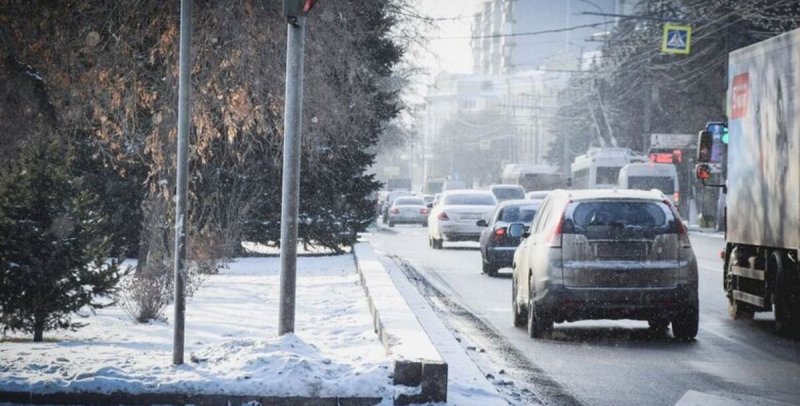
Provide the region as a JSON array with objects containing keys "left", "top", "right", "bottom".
[
  {"left": 387, "top": 197, "right": 429, "bottom": 227},
  {"left": 428, "top": 190, "right": 497, "bottom": 249}
]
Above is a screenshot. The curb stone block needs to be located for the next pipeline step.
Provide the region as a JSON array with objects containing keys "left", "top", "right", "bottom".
[
  {"left": 0, "top": 392, "right": 383, "bottom": 406},
  {"left": 353, "top": 243, "right": 448, "bottom": 405}
]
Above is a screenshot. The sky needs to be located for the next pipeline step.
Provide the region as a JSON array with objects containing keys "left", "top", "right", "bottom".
[
  {"left": 412, "top": 0, "right": 485, "bottom": 75},
  {"left": 404, "top": 0, "right": 486, "bottom": 98}
]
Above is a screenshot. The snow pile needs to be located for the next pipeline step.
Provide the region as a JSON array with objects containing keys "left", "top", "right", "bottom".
[{"left": 0, "top": 255, "right": 391, "bottom": 398}]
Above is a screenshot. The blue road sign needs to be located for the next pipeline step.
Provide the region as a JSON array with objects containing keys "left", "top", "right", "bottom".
[{"left": 662, "top": 23, "right": 692, "bottom": 54}]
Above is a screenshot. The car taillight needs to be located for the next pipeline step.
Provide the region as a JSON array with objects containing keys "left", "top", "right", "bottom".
[
  {"left": 420, "top": 208, "right": 429, "bottom": 215},
  {"left": 545, "top": 215, "right": 563, "bottom": 247},
  {"left": 665, "top": 199, "right": 691, "bottom": 248},
  {"left": 438, "top": 212, "right": 449, "bottom": 221},
  {"left": 676, "top": 219, "right": 691, "bottom": 248},
  {"left": 546, "top": 201, "right": 570, "bottom": 247},
  {"left": 673, "top": 192, "right": 680, "bottom": 204},
  {"left": 390, "top": 207, "right": 399, "bottom": 214},
  {"left": 493, "top": 227, "right": 506, "bottom": 241}
]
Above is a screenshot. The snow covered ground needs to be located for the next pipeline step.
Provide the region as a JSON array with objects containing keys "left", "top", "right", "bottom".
[{"left": 0, "top": 255, "right": 392, "bottom": 399}]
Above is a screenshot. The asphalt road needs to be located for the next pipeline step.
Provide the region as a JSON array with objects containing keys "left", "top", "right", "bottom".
[{"left": 366, "top": 225, "right": 800, "bottom": 406}]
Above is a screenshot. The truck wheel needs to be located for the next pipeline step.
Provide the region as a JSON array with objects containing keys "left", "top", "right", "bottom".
[
  {"left": 671, "top": 303, "right": 699, "bottom": 340},
  {"left": 727, "top": 296, "right": 755, "bottom": 320},
  {"left": 726, "top": 254, "right": 755, "bottom": 320},
  {"left": 773, "top": 252, "right": 800, "bottom": 337},
  {"left": 527, "top": 281, "right": 552, "bottom": 338},
  {"left": 512, "top": 276, "right": 527, "bottom": 327}
]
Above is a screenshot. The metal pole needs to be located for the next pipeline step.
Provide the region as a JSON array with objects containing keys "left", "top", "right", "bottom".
[
  {"left": 172, "top": 0, "right": 192, "bottom": 365},
  {"left": 278, "top": 15, "right": 306, "bottom": 336}
]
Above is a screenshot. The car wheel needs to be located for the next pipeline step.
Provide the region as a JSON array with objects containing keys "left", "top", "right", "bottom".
[
  {"left": 388, "top": 222, "right": 395, "bottom": 228},
  {"left": 671, "top": 303, "right": 699, "bottom": 341},
  {"left": 648, "top": 319, "right": 669, "bottom": 333},
  {"left": 482, "top": 261, "right": 498, "bottom": 277},
  {"left": 527, "top": 281, "right": 552, "bottom": 338},
  {"left": 422, "top": 222, "right": 428, "bottom": 228},
  {"left": 512, "top": 276, "right": 526, "bottom": 327},
  {"left": 434, "top": 237, "right": 443, "bottom": 249}
]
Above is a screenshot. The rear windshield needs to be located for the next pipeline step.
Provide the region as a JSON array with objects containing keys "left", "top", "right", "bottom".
[
  {"left": 570, "top": 201, "right": 671, "bottom": 229},
  {"left": 492, "top": 187, "right": 525, "bottom": 200},
  {"left": 627, "top": 176, "right": 675, "bottom": 194},
  {"left": 596, "top": 167, "right": 622, "bottom": 185},
  {"left": 445, "top": 194, "right": 496, "bottom": 206},
  {"left": 394, "top": 197, "right": 423, "bottom": 206},
  {"left": 498, "top": 205, "right": 539, "bottom": 223}
]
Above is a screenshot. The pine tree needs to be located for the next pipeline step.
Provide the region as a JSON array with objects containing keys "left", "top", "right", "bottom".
[{"left": 0, "top": 137, "right": 123, "bottom": 342}]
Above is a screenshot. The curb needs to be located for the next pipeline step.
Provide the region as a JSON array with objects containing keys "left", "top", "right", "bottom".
[
  {"left": 0, "top": 391, "right": 382, "bottom": 406},
  {"left": 352, "top": 243, "right": 448, "bottom": 405}
]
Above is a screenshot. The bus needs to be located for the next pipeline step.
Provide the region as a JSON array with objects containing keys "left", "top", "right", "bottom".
[
  {"left": 617, "top": 162, "right": 680, "bottom": 205},
  {"left": 501, "top": 164, "right": 566, "bottom": 192},
  {"left": 570, "top": 148, "right": 642, "bottom": 189}
]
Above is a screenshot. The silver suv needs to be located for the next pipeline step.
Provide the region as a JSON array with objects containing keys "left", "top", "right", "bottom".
[{"left": 509, "top": 189, "right": 698, "bottom": 340}]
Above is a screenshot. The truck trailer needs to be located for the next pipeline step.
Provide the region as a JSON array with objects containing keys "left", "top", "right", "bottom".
[{"left": 698, "top": 28, "right": 800, "bottom": 336}]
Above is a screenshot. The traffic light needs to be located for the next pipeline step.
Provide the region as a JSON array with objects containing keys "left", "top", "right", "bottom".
[
  {"left": 283, "top": 0, "right": 315, "bottom": 20},
  {"left": 721, "top": 125, "right": 729, "bottom": 144}
]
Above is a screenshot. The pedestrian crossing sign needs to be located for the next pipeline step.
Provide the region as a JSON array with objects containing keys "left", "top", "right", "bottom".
[{"left": 662, "top": 23, "right": 692, "bottom": 54}]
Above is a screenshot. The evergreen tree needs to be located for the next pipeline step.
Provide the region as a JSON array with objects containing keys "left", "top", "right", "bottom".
[{"left": 0, "top": 137, "right": 123, "bottom": 342}]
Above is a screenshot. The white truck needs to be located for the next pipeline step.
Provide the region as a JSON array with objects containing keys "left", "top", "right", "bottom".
[{"left": 696, "top": 28, "right": 800, "bottom": 336}]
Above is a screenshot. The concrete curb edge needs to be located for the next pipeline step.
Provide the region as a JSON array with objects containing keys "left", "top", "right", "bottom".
[
  {"left": 0, "top": 391, "right": 381, "bottom": 406},
  {"left": 352, "top": 242, "right": 448, "bottom": 405}
]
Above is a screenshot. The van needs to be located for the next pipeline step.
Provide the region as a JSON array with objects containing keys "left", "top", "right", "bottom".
[{"left": 617, "top": 163, "right": 680, "bottom": 205}]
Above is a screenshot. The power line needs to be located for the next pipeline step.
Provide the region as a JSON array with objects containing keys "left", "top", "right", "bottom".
[{"left": 428, "top": 21, "right": 615, "bottom": 41}]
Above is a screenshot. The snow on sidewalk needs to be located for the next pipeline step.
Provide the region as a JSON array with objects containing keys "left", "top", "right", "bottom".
[{"left": 0, "top": 255, "right": 391, "bottom": 399}]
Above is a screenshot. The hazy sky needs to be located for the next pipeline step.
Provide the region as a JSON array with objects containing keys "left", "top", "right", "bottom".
[{"left": 410, "top": 0, "right": 486, "bottom": 78}]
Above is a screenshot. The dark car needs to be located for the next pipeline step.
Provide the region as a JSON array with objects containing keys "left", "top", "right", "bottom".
[{"left": 478, "top": 199, "right": 541, "bottom": 276}]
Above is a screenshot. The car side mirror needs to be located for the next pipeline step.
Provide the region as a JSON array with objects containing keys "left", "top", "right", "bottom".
[
  {"left": 696, "top": 130, "right": 713, "bottom": 163},
  {"left": 508, "top": 223, "right": 526, "bottom": 238},
  {"left": 695, "top": 163, "right": 712, "bottom": 180},
  {"left": 476, "top": 219, "right": 488, "bottom": 227}
]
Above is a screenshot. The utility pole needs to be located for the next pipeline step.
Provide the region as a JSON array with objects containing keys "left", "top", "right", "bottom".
[
  {"left": 172, "top": 0, "right": 192, "bottom": 365},
  {"left": 642, "top": 80, "right": 652, "bottom": 153},
  {"left": 279, "top": 0, "right": 314, "bottom": 335}
]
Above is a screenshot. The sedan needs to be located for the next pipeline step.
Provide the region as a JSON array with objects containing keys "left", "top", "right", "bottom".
[
  {"left": 478, "top": 199, "right": 540, "bottom": 276},
  {"left": 428, "top": 190, "right": 497, "bottom": 249},
  {"left": 387, "top": 197, "right": 429, "bottom": 227},
  {"left": 510, "top": 189, "right": 698, "bottom": 340}
]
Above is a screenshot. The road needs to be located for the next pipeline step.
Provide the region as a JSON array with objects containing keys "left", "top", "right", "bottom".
[{"left": 366, "top": 225, "right": 800, "bottom": 406}]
